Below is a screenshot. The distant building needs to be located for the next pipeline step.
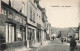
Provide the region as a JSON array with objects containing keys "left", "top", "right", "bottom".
[
  {"left": 36, "top": 2, "right": 44, "bottom": 43},
  {"left": 41, "top": 8, "right": 48, "bottom": 41},
  {"left": 46, "top": 23, "right": 51, "bottom": 40},
  {"left": 78, "top": 23, "right": 80, "bottom": 40}
]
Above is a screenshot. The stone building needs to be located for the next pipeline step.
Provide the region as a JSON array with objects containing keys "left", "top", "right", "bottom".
[
  {"left": 0, "top": 0, "right": 50, "bottom": 51},
  {"left": 0, "top": 1, "right": 27, "bottom": 51},
  {"left": 36, "top": 2, "right": 46, "bottom": 44},
  {"left": 26, "top": 0, "right": 48, "bottom": 46},
  {"left": 78, "top": 23, "right": 80, "bottom": 40},
  {"left": 41, "top": 8, "right": 48, "bottom": 41},
  {"left": 25, "top": 0, "right": 38, "bottom": 47},
  {"left": 46, "top": 23, "right": 51, "bottom": 40}
]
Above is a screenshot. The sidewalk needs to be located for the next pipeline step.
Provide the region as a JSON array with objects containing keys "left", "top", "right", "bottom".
[
  {"left": 42, "top": 40, "right": 50, "bottom": 46},
  {"left": 25, "top": 40, "right": 50, "bottom": 51}
]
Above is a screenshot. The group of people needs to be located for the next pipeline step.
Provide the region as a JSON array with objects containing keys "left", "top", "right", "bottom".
[
  {"left": 52, "top": 36, "right": 77, "bottom": 51},
  {"left": 61, "top": 36, "right": 77, "bottom": 51}
]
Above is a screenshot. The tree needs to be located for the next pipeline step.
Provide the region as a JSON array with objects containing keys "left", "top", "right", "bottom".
[{"left": 57, "top": 30, "right": 62, "bottom": 38}]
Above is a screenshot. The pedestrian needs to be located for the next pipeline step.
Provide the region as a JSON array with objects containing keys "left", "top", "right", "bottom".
[
  {"left": 52, "top": 36, "right": 54, "bottom": 40},
  {"left": 70, "top": 36, "right": 77, "bottom": 51},
  {"left": 61, "top": 38, "right": 63, "bottom": 43}
]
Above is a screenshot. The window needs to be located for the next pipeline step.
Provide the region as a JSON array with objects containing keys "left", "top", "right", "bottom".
[
  {"left": 21, "top": 26, "right": 26, "bottom": 41},
  {"left": 30, "top": 7, "right": 32, "bottom": 20},
  {"left": 6, "top": 23, "right": 16, "bottom": 43},
  {"left": 32, "top": 29, "right": 35, "bottom": 40},
  {"left": 1, "top": 9, "right": 6, "bottom": 15},
  {"left": 23, "top": 27, "right": 26, "bottom": 41},
  {"left": 8, "top": 11, "right": 13, "bottom": 19},
  {"left": 28, "top": 28, "right": 32, "bottom": 40},
  {"left": 18, "top": 26, "right": 26, "bottom": 41},
  {"left": 33, "top": 12, "right": 35, "bottom": 22},
  {"left": 28, "top": 28, "right": 34, "bottom": 40}
]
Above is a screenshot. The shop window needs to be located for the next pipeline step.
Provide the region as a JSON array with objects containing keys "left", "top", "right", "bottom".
[
  {"left": 23, "top": 19, "right": 26, "bottom": 25},
  {"left": 36, "top": 30, "right": 41, "bottom": 42},
  {"left": 28, "top": 28, "right": 32, "bottom": 40},
  {"left": 28, "top": 28, "right": 35, "bottom": 40},
  {"left": 18, "top": 26, "right": 26, "bottom": 41},
  {"left": 22, "top": 27, "right": 26, "bottom": 41},
  {"left": 32, "top": 29, "right": 35, "bottom": 39},
  {"left": 6, "top": 23, "right": 16, "bottom": 43}
]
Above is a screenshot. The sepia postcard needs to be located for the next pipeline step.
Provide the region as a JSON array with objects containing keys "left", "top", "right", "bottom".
[{"left": 0, "top": 0, "right": 80, "bottom": 51}]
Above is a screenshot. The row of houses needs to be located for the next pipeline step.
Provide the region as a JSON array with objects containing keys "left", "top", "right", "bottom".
[
  {"left": 0, "top": 0, "right": 52, "bottom": 51},
  {"left": 78, "top": 23, "right": 80, "bottom": 41}
]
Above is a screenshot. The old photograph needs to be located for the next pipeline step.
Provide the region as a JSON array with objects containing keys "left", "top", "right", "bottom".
[{"left": 0, "top": 0, "right": 80, "bottom": 51}]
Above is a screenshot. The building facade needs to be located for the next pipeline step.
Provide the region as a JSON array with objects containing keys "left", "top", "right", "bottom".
[
  {"left": 0, "top": 1, "right": 27, "bottom": 51},
  {"left": 0, "top": 0, "right": 51, "bottom": 51},
  {"left": 26, "top": 0, "right": 38, "bottom": 47},
  {"left": 26, "top": 0, "right": 48, "bottom": 46},
  {"left": 36, "top": 2, "right": 45, "bottom": 43},
  {"left": 41, "top": 8, "right": 48, "bottom": 41},
  {"left": 78, "top": 23, "right": 80, "bottom": 40},
  {"left": 46, "top": 23, "right": 51, "bottom": 40}
]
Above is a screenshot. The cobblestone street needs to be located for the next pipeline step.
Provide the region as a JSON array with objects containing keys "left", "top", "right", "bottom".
[
  {"left": 27, "top": 38, "right": 70, "bottom": 51},
  {"left": 37, "top": 39, "right": 70, "bottom": 51}
]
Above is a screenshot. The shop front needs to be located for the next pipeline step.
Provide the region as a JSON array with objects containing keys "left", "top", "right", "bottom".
[
  {"left": 36, "top": 23, "right": 41, "bottom": 42},
  {"left": 27, "top": 24, "right": 37, "bottom": 47},
  {"left": 0, "top": 1, "right": 27, "bottom": 51}
]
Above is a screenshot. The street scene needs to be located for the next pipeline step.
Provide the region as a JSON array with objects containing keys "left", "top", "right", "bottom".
[{"left": 0, "top": 0, "right": 80, "bottom": 51}]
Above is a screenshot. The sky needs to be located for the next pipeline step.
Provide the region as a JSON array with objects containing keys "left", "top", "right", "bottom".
[{"left": 40, "top": 0, "right": 79, "bottom": 28}]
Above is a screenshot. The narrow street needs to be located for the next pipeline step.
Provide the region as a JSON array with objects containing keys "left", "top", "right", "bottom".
[
  {"left": 0, "top": 0, "right": 80, "bottom": 51},
  {"left": 30, "top": 38, "right": 70, "bottom": 51}
]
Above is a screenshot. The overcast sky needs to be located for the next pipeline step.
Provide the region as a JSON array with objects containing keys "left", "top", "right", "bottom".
[{"left": 40, "top": 0, "right": 79, "bottom": 28}]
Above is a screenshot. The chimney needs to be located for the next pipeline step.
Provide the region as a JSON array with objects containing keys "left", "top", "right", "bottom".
[
  {"left": 9, "top": 0, "right": 11, "bottom": 6},
  {"left": 35, "top": 0, "right": 40, "bottom": 4}
]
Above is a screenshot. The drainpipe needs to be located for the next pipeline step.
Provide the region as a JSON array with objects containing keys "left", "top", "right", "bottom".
[{"left": 0, "top": 0, "right": 1, "bottom": 14}]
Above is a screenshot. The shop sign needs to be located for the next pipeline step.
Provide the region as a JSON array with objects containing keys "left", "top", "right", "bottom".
[
  {"left": 23, "top": 19, "right": 26, "bottom": 25},
  {"left": 8, "top": 14, "right": 13, "bottom": 19},
  {"left": 7, "top": 11, "right": 26, "bottom": 25},
  {"left": 37, "top": 24, "right": 41, "bottom": 29},
  {"left": 19, "top": 17, "right": 23, "bottom": 23},
  {"left": 14, "top": 15, "right": 19, "bottom": 22},
  {"left": 8, "top": 12, "right": 13, "bottom": 19}
]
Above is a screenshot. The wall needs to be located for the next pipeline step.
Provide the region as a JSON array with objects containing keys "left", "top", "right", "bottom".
[
  {"left": 2, "top": 0, "right": 27, "bottom": 16},
  {"left": 0, "top": 0, "right": 1, "bottom": 14},
  {"left": 0, "top": 14, "right": 6, "bottom": 44},
  {"left": 27, "top": 0, "right": 37, "bottom": 27}
]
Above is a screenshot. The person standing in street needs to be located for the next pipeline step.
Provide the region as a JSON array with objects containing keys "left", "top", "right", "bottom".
[
  {"left": 61, "top": 38, "right": 64, "bottom": 44},
  {"left": 70, "top": 36, "right": 77, "bottom": 51}
]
